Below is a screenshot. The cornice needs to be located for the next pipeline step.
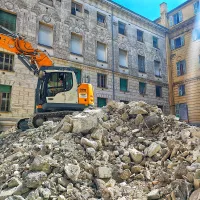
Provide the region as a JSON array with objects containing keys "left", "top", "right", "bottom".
[
  {"left": 169, "top": 16, "right": 195, "bottom": 35},
  {"left": 97, "top": 0, "right": 169, "bottom": 33}
]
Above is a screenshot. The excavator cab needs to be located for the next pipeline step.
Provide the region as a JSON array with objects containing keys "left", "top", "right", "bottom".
[{"left": 36, "top": 67, "right": 94, "bottom": 113}]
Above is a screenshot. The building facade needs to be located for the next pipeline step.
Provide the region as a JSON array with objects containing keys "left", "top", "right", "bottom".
[
  {"left": 0, "top": 0, "right": 169, "bottom": 131},
  {"left": 156, "top": 0, "right": 200, "bottom": 126}
]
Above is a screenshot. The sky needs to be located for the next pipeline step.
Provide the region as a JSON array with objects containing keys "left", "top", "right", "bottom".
[{"left": 112, "top": 0, "right": 187, "bottom": 21}]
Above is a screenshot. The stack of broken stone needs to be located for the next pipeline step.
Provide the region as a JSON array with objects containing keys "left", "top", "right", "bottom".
[{"left": 0, "top": 101, "right": 200, "bottom": 200}]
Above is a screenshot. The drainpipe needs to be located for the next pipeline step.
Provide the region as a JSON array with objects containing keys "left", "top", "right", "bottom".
[{"left": 111, "top": 7, "right": 115, "bottom": 100}]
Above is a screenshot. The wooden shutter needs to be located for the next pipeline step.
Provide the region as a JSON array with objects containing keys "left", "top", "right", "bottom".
[
  {"left": 180, "top": 36, "right": 185, "bottom": 46},
  {"left": 169, "top": 16, "right": 173, "bottom": 27},
  {"left": 175, "top": 104, "right": 180, "bottom": 118},
  {"left": 120, "top": 78, "right": 128, "bottom": 92},
  {"left": 176, "top": 61, "right": 181, "bottom": 76},
  {"left": 38, "top": 24, "right": 53, "bottom": 47},
  {"left": 182, "top": 60, "right": 186, "bottom": 74},
  {"left": 178, "top": 11, "right": 183, "bottom": 22},
  {"left": 179, "top": 85, "right": 182, "bottom": 96},
  {"left": 139, "top": 82, "right": 146, "bottom": 94},
  {"left": 97, "top": 97, "right": 107, "bottom": 107},
  {"left": 71, "top": 33, "right": 82, "bottom": 55},
  {"left": 192, "top": 29, "right": 198, "bottom": 41},
  {"left": 0, "top": 10, "right": 16, "bottom": 32},
  {"left": 179, "top": 103, "right": 188, "bottom": 120},
  {"left": 194, "top": 1, "right": 199, "bottom": 14},
  {"left": 0, "top": 85, "right": 11, "bottom": 93},
  {"left": 138, "top": 55, "right": 145, "bottom": 72},
  {"left": 170, "top": 39, "right": 175, "bottom": 50}
]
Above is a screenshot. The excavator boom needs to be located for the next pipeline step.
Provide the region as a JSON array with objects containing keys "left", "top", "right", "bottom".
[{"left": 0, "top": 25, "right": 53, "bottom": 74}]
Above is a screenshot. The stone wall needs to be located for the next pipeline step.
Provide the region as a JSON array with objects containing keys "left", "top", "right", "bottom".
[{"left": 0, "top": 0, "right": 169, "bottom": 131}]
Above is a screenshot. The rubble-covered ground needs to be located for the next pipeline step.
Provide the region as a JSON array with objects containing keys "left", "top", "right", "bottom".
[{"left": 0, "top": 101, "right": 200, "bottom": 200}]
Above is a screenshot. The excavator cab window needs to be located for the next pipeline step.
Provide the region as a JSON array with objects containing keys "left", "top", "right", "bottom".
[{"left": 46, "top": 72, "right": 73, "bottom": 97}]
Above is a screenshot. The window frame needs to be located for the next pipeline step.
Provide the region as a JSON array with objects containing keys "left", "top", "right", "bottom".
[
  {"left": 70, "top": 33, "right": 83, "bottom": 55},
  {"left": 194, "top": 1, "right": 200, "bottom": 14},
  {"left": 179, "top": 84, "right": 185, "bottom": 96},
  {"left": 169, "top": 10, "right": 183, "bottom": 27},
  {"left": 0, "top": 85, "right": 11, "bottom": 112},
  {"left": 40, "top": 0, "right": 53, "bottom": 6},
  {"left": 97, "top": 73, "right": 107, "bottom": 88},
  {"left": 138, "top": 55, "right": 145, "bottom": 73},
  {"left": 153, "top": 36, "right": 158, "bottom": 48},
  {"left": 119, "top": 49, "right": 128, "bottom": 68},
  {"left": 38, "top": 22, "right": 54, "bottom": 48},
  {"left": 176, "top": 60, "right": 186, "bottom": 76},
  {"left": 97, "top": 97, "right": 107, "bottom": 107},
  {"left": 0, "top": 52, "right": 14, "bottom": 72},
  {"left": 71, "top": 1, "right": 82, "bottom": 16},
  {"left": 139, "top": 82, "right": 146, "bottom": 95},
  {"left": 97, "top": 41, "right": 107, "bottom": 62},
  {"left": 118, "top": 21, "right": 126, "bottom": 35},
  {"left": 171, "top": 35, "right": 185, "bottom": 50},
  {"left": 137, "top": 29, "right": 144, "bottom": 42},
  {"left": 156, "top": 85, "right": 162, "bottom": 97},
  {"left": 0, "top": 9, "right": 17, "bottom": 32},
  {"left": 154, "top": 60, "right": 161, "bottom": 77},
  {"left": 175, "top": 103, "right": 188, "bottom": 120},
  {"left": 97, "top": 12, "right": 106, "bottom": 27}
]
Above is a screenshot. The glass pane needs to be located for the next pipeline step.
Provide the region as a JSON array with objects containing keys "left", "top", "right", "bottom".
[
  {"left": 0, "top": 53, "right": 4, "bottom": 63},
  {"left": 71, "top": 34, "right": 82, "bottom": 55},
  {"left": 156, "top": 86, "right": 161, "bottom": 97},
  {"left": 119, "top": 49, "right": 127, "bottom": 67},
  {"left": 137, "top": 30, "right": 143, "bottom": 41},
  {"left": 5, "top": 54, "right": 9, "bottom": 63},
  {"left": 65, "top": 73, "right": 73, "bottom": 91},
  {"left": 38, "top": 24, "right": 53, "bottom": 47},
  {"left": 4, "top": 64, "right": 9, "bottom": 71},
  {"left": 97, "top": 42, "right": 106, "bottom": 61},
  {"left": 97, "top": 13, "right": 105, "bottom": 23},
  {"left": 138, "top": 55, "right": 145, "bottom": 72},
  {"left": 119, "top": 22, "right": 125, "bottom": 35},
  {"left": 1, "top": 99, "right": 6, "bottom": 111},
  {"left": 0, "top": 10, "right": 16, "bottom": 31},
  {"left": 175, "top": 37, "right": 181, "bottom": 48}
]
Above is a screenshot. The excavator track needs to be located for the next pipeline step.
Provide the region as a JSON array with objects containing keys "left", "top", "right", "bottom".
[
  {"left": 17, "top": 111, "right": 75, "bottom": 130},
  {"left": 28, "top": 111, "right": 75, "bottom": 128}
]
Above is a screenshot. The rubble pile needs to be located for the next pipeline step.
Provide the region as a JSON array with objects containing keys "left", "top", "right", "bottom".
[{"left": 0, "top": 101, "right": 200, "bottom": 200}]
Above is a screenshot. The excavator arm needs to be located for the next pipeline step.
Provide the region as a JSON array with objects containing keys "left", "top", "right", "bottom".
[{"left": 0, "top": 25, "right": 53, "bottom": 75}]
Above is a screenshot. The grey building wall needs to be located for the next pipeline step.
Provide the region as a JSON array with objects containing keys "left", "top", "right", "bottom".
[{"left": 0, "top": 0, "right": 169, "bottom": 130}]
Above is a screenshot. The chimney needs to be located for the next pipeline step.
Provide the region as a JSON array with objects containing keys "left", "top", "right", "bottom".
[{"left": 160, "top": 2, "right": 168, "bottom": 27}]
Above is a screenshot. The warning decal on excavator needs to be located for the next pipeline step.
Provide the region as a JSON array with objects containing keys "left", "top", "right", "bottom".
[{"left": 79, "top": 93, "right": 87, "bottom": 98}]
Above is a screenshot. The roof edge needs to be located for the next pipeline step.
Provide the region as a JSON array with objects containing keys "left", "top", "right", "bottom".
[{"left": 106, "top": 0, "right": 168, "bottom": 32}]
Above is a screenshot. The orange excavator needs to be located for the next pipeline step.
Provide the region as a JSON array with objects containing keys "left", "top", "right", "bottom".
[{"left": 0, "top": 26, "right": 94, "bottom": 130}]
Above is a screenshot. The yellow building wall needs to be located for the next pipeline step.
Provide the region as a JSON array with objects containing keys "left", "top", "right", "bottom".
[{"left": 171, "top": 28, "right": 200, "bottom": 124}]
